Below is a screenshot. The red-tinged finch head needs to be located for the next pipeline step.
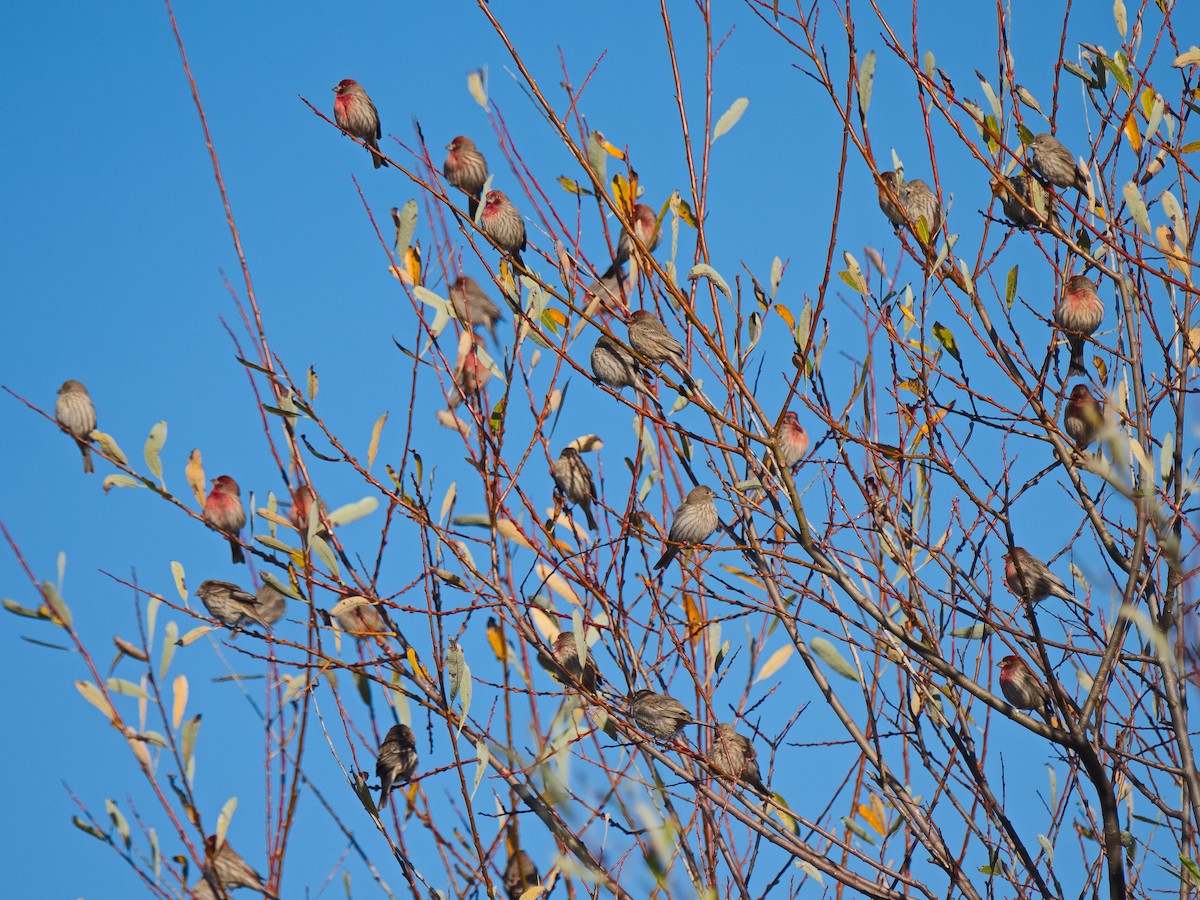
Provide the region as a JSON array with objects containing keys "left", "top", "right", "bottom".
[
  {"left": 333, "top": 78, "right": 360, "bottom": 94},
  {"left": 211, "top": 475, "right": 240, "bottom": 496}
]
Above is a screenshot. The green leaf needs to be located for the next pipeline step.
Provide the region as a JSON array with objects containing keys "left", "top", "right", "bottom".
[
  {"left": 446, "top": 640, "right": 465, "bottom": 702},
  {"left": 586, "top": 131, "right": 607, "bottom": 183},
  {"left": 1122, "top": 181, "right": 1151, "bottom": 233},
  {"left": 857, "top": 51, "right": 876, "bottom": 116},
  {"left": 951, "top": 623, "right": 992, "bottom": 639},
  {"left": 812, "top": 637, "right": 860, "bottom": 681},
  {"left": 2, "top": 598, "right": 45, "bottom": 619},
  {"left": 102, "top": 474, "right": 145, "bottom": 492},
  {"left": 1113, "top": 0, "right": 1127, "bottom": 37},
  {"left": 1181, "top": 856, "right": 1200, "bottom": 884},
  {"left": 159, "top": 622, "right": 178, "bottom": 681},
  {"left": 687, "top": 263, "right": 731, "bottom": 300},
  {"left": 143, "top": 421, "right": 167, "bottom": 485},
  {"left": 931, "top": 321, "right": 961, "bottom": 363},
  {"left": 1015, "top": 85, "right": 1044, "bottom": 116},
  {"left": 1063, "top": 60, "right": 1098, "bottom": 87},
  {"left": 471, "top": 742, "right": 489, "bottom": 800},
  {"left": 106, "top": 799, "right": 131, "bottom": 848},
  {"left": 310, "top": 534, "right": 340, "bottom": 579},
  {"left": 394, "top": 199, "right": 418, "bottom": 251},
  {"left": 712, "top": 97, "right": 749, "bottom": 143},
  {"left": 1005, "top": 265, "right": 1019, "bottom": 310},
  {"left": 181, "top": 715, "right": 201, "bottom": 768},
  {"left": 842, "top": 815, "right": 876, "bottom": 845},
  {"left": 170, "top": 561, "right": 187, "bottom": 601},
  {"left": 72, "top": 816, "right": 107, "bottom": 841},
  {"left": 328, "top": 497, "right": 378, "bottom": 527},
  {"left": 747, "top": 311, "right": 764, "bottom": 352},
  {"left": 769, "top": 256, "right": 783, "bottom": 299},
  {"left": 92, "top": 431, "right": 128, "bottom": 465},
  {"left": 41, "top": 582, "right": 72, "bottom": 628},
  {"left": 106, "top": 677, "right": 149, "bottom": 699}
]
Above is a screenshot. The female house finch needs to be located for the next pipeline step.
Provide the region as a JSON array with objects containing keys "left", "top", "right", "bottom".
[
  {"left": 55, "top": 379, "right": 97, "bottom": 474},
  {"left": 1028, "top": 132, "right": 1088, "bottom": 191},
  {"left": 654, "top": 485, "right": 720, "bottom": 570},
  {"left": 627, "top": 309, "right": 695, "bottom": 389},
  {"left": 590, "top": 334, "right": 654, "bottom": 402},
  {"left": 1063, "top": 384, "right": 1104, "bottom": 448},
  {"left": 443, "top": 135, "right": 488, "bottom": 220},
  {"left": 376, "top": 723, "right": 419, "bottom": 810},
  {"left": 629, "top": 689, "right": 694, "bottom": 740},
  {"left": 449, "top": 275, "right": 503, "bottom": 344},
  {"left": 204, "top": 475, "right": 247, "bottom": 564},
  {"left": 772, "top": 410, "right": 809, "bottom": 471},
  {"left": 197, "top": 579, "right": 271, "bottom": 629},
  {"left": 876, "top": 171, "right": 906, "bottom": 229},
  {"left": 1054, "top": 275, "right": 1104, "bottom": 377},
  {"left": 552, "top": 446, "right": 599, "bottom": 531},
  {"left": 1004, "top": 546, "right": 1086, "bottom": 610},
  {"left": 998, "top": 655, "right": 1052, "bottom": 719},
  {"left": 334, "top": 596, "right": 389, "bottom": 640},
  {"left": 254, "top": 581, "right": 288, "bottom": 627},
  {"left": 503, "top": 850, "right": 540, "bottom": 900},
  {"left": 480, "top": 190, "right": 526, "bottom": 267},
  {"left": 990, "top": 174, "right": 1057, "bottom": 229},
  {"left": 602, "top": 203, "right": 660, "bottom": 279},
  {"left": 193, "top": 834, "right": 271, "bottom": 896},
  {"left": 900, "top": 179, "right": 944, "bottom": 243},
  {"left": 708, "top": 722, "right": 767, "bottom": 794},
  {"left": 332, "top": 79, "right": 387, "bottom": 168},
  {"left": 542, "top": 631, "right": 602, "bottom": 690},
  {"left": 449, "top": 333, "right": 493, "bottom": 410}
]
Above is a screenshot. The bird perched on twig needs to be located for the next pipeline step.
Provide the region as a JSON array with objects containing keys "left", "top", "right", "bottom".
[
  {"left": 1003, "top": 547, "right": 1086, "bottom": 610},
  {"left": 552, "top": 446, "right": 599, "bottom": 531},
  {"left": 708, "top": 722, "right": 768, "bottom": 794},
  {"left": 654, "top": 485, "right": 719, "bottom": 570},
  {"left": 1028, "top": 132, "right": 1088, "bottom": 192},
  {"left": 443, "top": 135, "right": 488, "bottom": 220},
  {"left": 376, "top": 724, "right": 419, "bottom": 810},
  {"left": 332, "top": 79, "right": 386, "bottom": 168}
]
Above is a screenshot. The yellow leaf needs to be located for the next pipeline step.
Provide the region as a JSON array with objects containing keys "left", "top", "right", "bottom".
[
  {"left": 1139, "top": 86, "right": 1156, "bottom": 117},
  {"left": 682, "top": 592, "right": 703, "bottom": 645},
  {"left": 485, "top": 617, "right": 509, "bottom": 665},
  {"left": 1156, "top": 224, "right": 1192, "bottom": 279},
  {"left": 775, "top": 304, "right": 795, "bottom": 329},
  {"left": 556, "top": 176, "right": 593, "bottom": 196},
  {"left": 530, "top": 607, "right": 559, "bottom": 641},
  {"left": 1123, "top": 112, "right": 1142, "bottom": 154},
  {"left": 406, "top": 647, "right": 430, "bottom": 680},
  {"left": 404, "top": 243, "right": 422, "bottom": 285},
  {"left": 185, "top": 449, "right": 206, "bottom": 507},
  {"left": 753, "top": 644, "right": 794, "bottom": 683},
  {"left": 495, "top": 519, "right": 534, "bottom": 550},
  {"left": 598, "top": 134, "right": 625, "bottom": 159},
  {"left": 466, "top": 68, "right": 488, "bottom": 110},
  {"left": 535, "top": 564, "right": 580, "bottom": 606},
  {"left": 669, "top": 191, "right": 697, "bottom": 227},
  {"left": 544, "top": 308, "right": 569, "bottom": 328},
  {"left": 172, "top": 674, "right": 188, "bottom": 729},
  {"left": 367, "top": 411, "right": 388, "bottom": 469},
  {"left": 719, "top": 564, "right": 765, "bottom": 590},
  {"left": 611, "top": 173, "right": 633, "bottom": 214},
  {"left": 916, "top": 403, "right": 952, "bottom": 444},
  {"left": 858, "top": 800, "right": 887, "bottom": 835}
]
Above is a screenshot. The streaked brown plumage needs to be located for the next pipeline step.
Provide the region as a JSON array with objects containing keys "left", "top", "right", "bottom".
[
  {"left": 1028, "top": 132, "right": 1087, "bottom": 191},
  {"left": 1004, "top": 547, "right": 1086, "bottom": 610},
  {"left": 480, "top": 190, "right": 526, "bottom": 267},
  {"left": 332, "top": 79, "right": 386, "bottom": 168},
  {"left": 376, "top": 724, "right": 419, "bottom": 810},
  {"left": 443, "top": 135, "right": 488, "bottom": 219},
  {"left": 654, "top": 485, "right": 719, "bottom": 570},
  {"left": 502, "top": 850, "right": 540, "bottom": 900},
  {"left": 1063, "top": 384, "right": 1104, "bottom": 448},
  {"left": 708, "top": 722, "right": 767, "bottom": 793},
  {"left": 449, "top": 275, "right": 502, "bottom": 343},
  {"left": 552, "top": 446, "right": 599, "bottom": 531},
  {"left": 629, "top": 689, "right": 693, "bottom": 740},
  {"left": 990, "top": 174, "right": 1058, "bottom": 228},
  {"left": 56, "top": 379, "right": 97, "bottom": 474},
  {"left": 1054, "top": 275, "right": 1104, "bottom": 378}
]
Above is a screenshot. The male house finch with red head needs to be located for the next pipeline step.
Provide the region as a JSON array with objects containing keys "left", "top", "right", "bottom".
[
  {"left": 541, "top": 631, "right": 602, "bottom": 690},
  {"left": 627, "top": 309, "right": 695, "bottom": 389},
  {"left": 1028, "top": 132, "right": 1088, "bottom": 191},
  {"left": 332, "top": 79, "right": 386, "bottom": 168},
  {"left": 708, "top": 722, "right": 767, "bottom": 794},
  {"left": 998, "top": 655, "right": 1053, "bottom": 719},
  {"left": 552, "top": 446, "right": 599, "bottom": 531},
  {"left": 1004, "top": 546, "right": 1086, "bottom": 610},
  {"left": 290, "top": 484, "right": 328, "bottom": 537},
  {"left": 192, "top": 834, "right": 271, "bottom": 897},
  {"left": 602, "top": 203, "right": 660, "bottom": 279},
  {"left": 449, "top": 275, "right": 503, "bottom": 344},
  {"left": 629, "top": 689, "right": 695, "bottom": 740},
  {"left": 990, "top": 174, "right": 1058, "bottom": 229},
  {"left": 1054, "top": 275, "right": 1104, "bottom": 378},
  {"left": 772, "top": 410, "right": 809, "bottom": 471},
  {"left": 480, "top": 190, "right": 526, "bottom": 267},
  {"left": 443, "top": 135, "right": 488, "bottom": 220},
  {"left": 654, "top": 485, "right": 720, "bottom": 570},
  {"left": 56, "top": 379, "right": 97, "bottom": 474},
  {"left": 196, "top": 580, "right": 271, "bottom": 629},
  {"left": 1063, "top": 384, "right": 1104, "bottom": 448},
  {"left": 204, "top": 475, "right": 246, "bottom": 564},
  {"left": 503, "top": 850, "right": 540, "bottom": 900},
  {"left": 376, "top": 723, "right": 419, "bottom": 810}
]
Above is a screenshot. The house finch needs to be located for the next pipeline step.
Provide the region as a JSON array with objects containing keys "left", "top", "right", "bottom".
[
  {"left": 583, "top": 271, "right": 629, "bottom": 315},
  {"left": 1028, "top": 132, "right": 1087, "bottom": 191},
  {"left": 990, "top": 174, "right": 1058, "bottom": 228},
  {"left": 1063, "top": 384, "right": 1104, "bottom": 448},
  {"left": 998, "top": 655, "right": 1052, "bottom": 718},
  {"left": 590, "top": 334, "right": 654, "bottom": 402},
  {"left": 449, "top": 333, "right": 492, "bottom": 409},
  {"left": 654, "top": 485, "right": 720, "bottom": 570},
  {"left": 334, "top": 596, "right": 389, "bottom": 640},
  {"left": 194, "top": 834, "right": 270, "bottom": 896},
  {"left": 332, "top": 79, "right": 386, "bottom": 168},
  {"left": 290, "top": 484, "right": 328, "bottom": 536},
  {"left": 876, "top": 171, "right": 906, "bottom": 229},
  {"left": 708, "top": 722, "right": 767, "bottom": 794},
  {"left": 502, "top": 850, "right": 540, "bottom": 900},
  {"left": 443, "top": 135, "right": 488, "bottom": 219},
  {"left": 196, "top": 580, "right": 271, "bottom": 630},
  {"left": 376, "top": 723, "right": 419, "bottom": 809},
  {"left": 480, "top": 190, "right": 526, "bottom": 267},
  {"left": 627, "top": 309, "right": 695, "bottom": 389},
  {"left": 55, "top": 379, "right": 97, "bottom": 474},
  {"left": 900, "top": 179, "right": 943, "bottom": 242},
  {"left": 602, "top": 203, "right": 660, "bottom": 279},
  {"left": 449, "top": 275, "right": 503, "bottom": 343},
  {"left": 1004, "top": 546, "right": 1086, "bottom": 610},
  {"left": 629, "top": 689, "right": 694, "bottom": 740},
  {"left": 552, "top": 446, "right": 599, "bottom": 531},
  {"left": 542, "top": 631, "right": 601, "bottom": 690},
  {"left": 204, "top": 475, "right": 247, "bottom": 564},
  {"left": 1054, "top": 275, "right": 1104, "bottom": 377},
  {"left": 254, "top": 581, "right": 287, "bottom": 627},
  {"left": 772, "top": 410, "right": 809, "bottom": 471}
]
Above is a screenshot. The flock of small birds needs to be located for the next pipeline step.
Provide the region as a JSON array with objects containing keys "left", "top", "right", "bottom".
[{"left": 47, "top": 79, "right": 1106, "bottom": 899}]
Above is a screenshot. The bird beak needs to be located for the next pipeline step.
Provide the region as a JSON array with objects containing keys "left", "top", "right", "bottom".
[{"left": 331, "top": 85, "right": 338, "bottom": 93}]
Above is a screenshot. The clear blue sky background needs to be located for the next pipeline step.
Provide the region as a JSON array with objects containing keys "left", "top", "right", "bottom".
[{"left": 0, "top": 1, "right": 1165, "bottom": 897}]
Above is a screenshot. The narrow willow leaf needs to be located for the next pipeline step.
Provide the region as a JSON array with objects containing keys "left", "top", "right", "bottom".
[
  {"left": 170, "top": 561, "right": 187, "bottom": 601},
  {"left": 1113, "top": 0, "right": 1127, "bottom": 39},
  {"left": 842, "top": 815, "right": 876, "bottom": 844},
  {"left": 106, "top": 677, "right": 149, "bottom": 699},
  {"left": 712, "top": 97, "right": 749, "bottom": 142},
  {"left": 2, "top": 599, "right": 45, "bottom": 619},
  {"left": 754, "top": 645, "right": 793, "bottom": 682},
  {"left": 216, "top": 797, "right": 237, "bottom": 850},
  {"left": 1015, "top": 84, "right": 1044, "bottom": 116},
  {"left": 307, "top": 366, "right": 318, "bottom": 401},
  {"left": 92, "top": 431, "right": 128, "bottom": 465},
  {"left": 812, "top": 637, "right": 860, "bottom": 682},
  {"left": 106, "top": 799, "right": 131, "bottom": 848},
  {"left": 857, "top": 51, "right": 876, "bottom": 115},
  {"left": 458, "top": 660, "right": 473, "bottom": 737},
  {"left": 1122, "top": 182, "right": 1151, "bottom": 232},
  {"left": 467, "top": 68, "right": 488, "bottom": 109},
  {"left": 1037, "top": 834, "right": 1054, "bottom": 860},
  {"left": 1005, "top": 265, "right": 1019, "bottom": 309},
  {"left": 177, "top": 626, "right": 213, "bottom": 647},
  {"left": 181, "top": 715, "right": 201, "bottom": 766},
  {"left": 951, "top": 623, "right": 992, "bottom": 639},
  {"left": 1161, "top": 430, "right": 1176, "bottom": 480},
  {"left": 394, "top": 199, "right": 418, "bottom": 252},
  {"left": 42, "top": 582, "right": 72, "bottom": 628},
  {"left": 310, "top": 535, "right": 340, "bottom": 578},
  {"left": 932, "top": 322, "right": 961, "bottom": 363},
  {"left": 747, "top": 311, "right": 764, "bottom": 352},
  {"left": 159, "top": 622, "right": 177, "bottom": 681},
  {"left": 76, "top": 680, "right": 116, "bottom": 722},
  {"left": 172, "top": 674, "right": 188, "bottom": 729},
  {"left": 769, "top": 256, "right": 783, "bottom": 298},
  {"left": 688, "top": 264, "right": 731, "bottom": 299},
  {"left": 72, "top": 816, "right": 107, "bottom": 841},
  {"left": 328, "top": 497, "right": 378, "bottom": 527},
  {"left": 471, "top": 742, "right": 489, "bottom": 799},
  {"left": 102, "top": 474, "right": 145, "bottom": 492},
  {"left": 144, "top": 421, "right": 167, "bottom": 485},
  {"left": 367, "top": 412, "right": 387, "bottom": 469},
  {"left": 977, "top": 73, "right": 1002, "bottom": 122},
  {"left": 495, "top": 519, "right": 534, "bottom": 550},
  {"left": 446, "top": 640, "right": 465, "bottom": 702},
  {"left": 1161, "top": 190, "right": 1187, "bottom": 245},
  {"left": 586, "top": 131, "right": 608, "bottom": 182}
]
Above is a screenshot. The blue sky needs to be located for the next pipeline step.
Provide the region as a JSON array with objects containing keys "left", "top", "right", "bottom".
[{"left": 0, "top": 0, "right": 1177, "bottom": 897}]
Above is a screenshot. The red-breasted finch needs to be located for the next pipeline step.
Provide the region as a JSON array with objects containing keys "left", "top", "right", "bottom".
[
  {"left": 901, "top": 178, "right": 944, "bottom": 242},
  {"left": 1064, "top": 384, "right": 1104, "bottom": 448},
  {"left": 503, "top": 850, "right": 540, "bottom": 900},
  {"left": 990, "top": 174, "right": 1058, "bottom": 228},
  {"left": 1028, "top": 133, "right": 1087, "bottom": 191},
  {"left": 627, "top": 309, "right": 695, "bottom": 389},
  {"left": 254, "top": 581, "right": 287, "bottom": 626},
  {"left": 654, "top": 485, "right": 719, "bottom": 570},
  {"left": 449, "top": 333, "right": 492, "bottom": 409},
  {"left": 998, "top": 655, "right": 1052, "bottom": 716},
  {"left": 197, "top": 834, "right": 271, "bottom": 895},
  {"left": 449, "top": 275, "right": 503, "bottom": 343},
  {"left": 443, "top": 135, "right": 488, "bottom": 220},
  {"left": 603, "top": 203, "right": 660, "bottom": 279},
  {"left": 1004, "top": 547, "right": 1085, "bottom": 609},
  {"left": 773, "top": 411, "right": 809, "bottom": 470},
  {"left": 1054, "top": 275, "right": 1104, "bottom": 377},
  {"left": 376, "top": 723, "right": 419, "bottom": 809},
  {"left": 196, "top": 579, "right": 270, "bottom": 629},
  {"left": 204, "top": 475, "right": 247, "bottom": 564},
  {"left": 56, "top": 379, "right": 97, "bottom": 474},
  {"left": 552, "top": 446, "right": 599, "bottom": 531},
  {"left": 876, "top": 171, "right": 905, "bottom": 229},
  {"left": 590, "top": 334, "right": 655, "bottom": 403},
  {"left": 480, "top": 190, "right": 526, "bottom": 267},
  {"left": 629, "top": 689, "right": 694, "bottom": 740},
  {"left": 708, "top": 722, "right": 767, "bottom": 793},
  {"left": 290, "top": 484, "right": 328, "bottom": 537},
  {"left": 332, "top": 79, "right": 386, "bottom": 168},
  {"left": 544, "top": 631, "right": 601, "bottom": 690}
]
